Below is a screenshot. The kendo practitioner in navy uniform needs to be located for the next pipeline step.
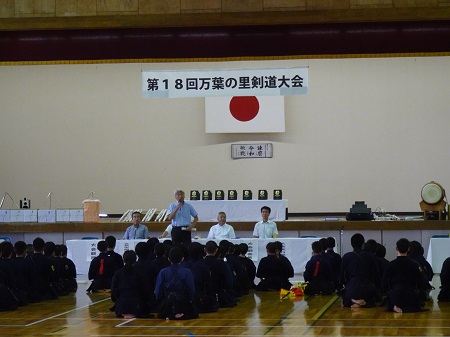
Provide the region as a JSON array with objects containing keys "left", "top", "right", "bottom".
[
  {"left": 111, "top": 250, "right": 153, "bottom": 318},
  {"left": 183, "top": 242, "right": 219, "bottom": 313},
  {"left": 24, "top": 237, "right": 58, "bottom": 302},
  {"left": 256, "top": 242, "right": 292, "bottom": 291},
  {"left": 87, "top": 240, "right": 118, "bottom": 293},
  {"left": 340, "top": 233, "right": 379, "bottom": 308},
  {"left": 382, "top": 238, "right": 428, "bottom": 313},
  {"left": 203, "top": 240, "right": 236, "bottom": 308},
  {"left": 154, "top": 246, "right": 198, "bottom": 320},
  {"left": 304, "top": 241, "right": 335, "bottom": 295}
]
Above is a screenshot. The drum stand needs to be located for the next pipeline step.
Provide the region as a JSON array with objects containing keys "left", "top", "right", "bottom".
[{"left": 419, "top": 200, "right": 446, "bottom": 220}]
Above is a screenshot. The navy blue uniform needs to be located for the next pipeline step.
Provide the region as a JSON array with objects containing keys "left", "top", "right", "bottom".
[
  {"left": 60, "top": 256, "right": 78, "bottom": 293},
  {"left": 87, "top": 252, "right": 117, "bottom": 292},
  {"left": 108, "top": 250, "right": 124, "bottom": 270},
  {"left": 111, "top": 264, "right": 153, "bottom": 318},
  {"left": 382, "top": 256, "right": 428, "bottom": 312},
  {"left": 24, "top": 253, "right": 57, "bottom": 302},
  {"left": 10, "top": 256, "right": 30, "bottom": 305},
  {"left": 326, "top": 249, "right": 342, "bottom": 290},
  {"left": 304, "top": 254, "right": 334, "bottom": 295},
  {"left": 0, "top": 258, "right": 19, "bottom": 310},
  {"left": 155, "top": 264, "right": 198, "bottom": 320},
  {"left": 238, "top": 255, "right": 256, "bottom": 289},
  {"left": 204, "top": 255, "right": 236, "bottom": 307},
  {"left": 183, "top": 258, "right": 219, "bottom": 313},
  {"left": 340, "top": 249, "right": 379, "bottom": 307},
  {"left": 147, "top": 256, "right": 171, "bottom": 290},
  {"left": 225, "top": 253, "right": 249, "bottom": 296},
  {"left": 256, "top": 254, "right": 292, "bottom": 291},
  {"left": 438, "top": 257, "right": 450, "bottom": 301}
]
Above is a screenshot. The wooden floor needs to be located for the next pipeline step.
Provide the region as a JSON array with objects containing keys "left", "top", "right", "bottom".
[{"left": 0, "top": 276, "right": 449, "bottom": 337}]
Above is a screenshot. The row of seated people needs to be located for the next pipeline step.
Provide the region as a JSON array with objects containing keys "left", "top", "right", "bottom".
[
  {"left": 1, "top": 234, "right": 444, "bottom": 316},
  {"left": 302, "top": 234, "right": 437, "bottom": 313},
  {"left": 87, "top": 237, "right": 295, "bottom": 319},
  {"left": 0, "top": 238, "right": 77, "bottom": 311}
]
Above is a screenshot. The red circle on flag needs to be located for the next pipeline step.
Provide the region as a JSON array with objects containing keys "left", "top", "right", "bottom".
[{"left": 229, "top": 96, "right": 259, "bottom": 122}]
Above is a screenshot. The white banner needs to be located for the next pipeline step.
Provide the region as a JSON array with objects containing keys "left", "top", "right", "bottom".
[{"left": 142, "top": 67, "right": 308, "bottom": 98}]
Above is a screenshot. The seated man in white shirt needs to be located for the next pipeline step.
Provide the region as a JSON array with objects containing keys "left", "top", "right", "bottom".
[
  {"left": 253, "top": 206, "right": 278, "bottom": 239},
  {"left": 207, "top": 212, "right": 236, "bottom": 240}
]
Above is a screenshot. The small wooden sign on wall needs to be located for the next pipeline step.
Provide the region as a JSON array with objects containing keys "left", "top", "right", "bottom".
[{"left": 231, "top": 143, "right": 273, "bottom": 159}]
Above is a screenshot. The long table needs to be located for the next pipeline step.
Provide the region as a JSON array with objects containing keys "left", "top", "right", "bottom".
[
  {"left": 66, "top": 237, "right": 316, "bottom": 275},
  {"left": 426, "top": 237, "right": 450, "bottom": 273},
  {"left": 189, "top": 199, "right": 287, "bottom": 221}
]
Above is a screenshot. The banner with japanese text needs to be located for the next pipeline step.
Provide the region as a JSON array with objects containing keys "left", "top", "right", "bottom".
[{"left": 142, "top": 67, "right": 308, "bottom": 98}]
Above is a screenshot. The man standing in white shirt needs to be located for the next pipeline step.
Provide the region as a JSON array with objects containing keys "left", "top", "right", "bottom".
[
  {"left": 253, "top": 206, "right": 278, "bottom": 239},
  {"left": 207, "top": 212, "right": 236, "bottom": 240}
]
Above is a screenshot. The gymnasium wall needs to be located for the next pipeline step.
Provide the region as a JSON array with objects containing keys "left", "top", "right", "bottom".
[{"left": 0, "top": 56, "right": 448, "bottom": 214}]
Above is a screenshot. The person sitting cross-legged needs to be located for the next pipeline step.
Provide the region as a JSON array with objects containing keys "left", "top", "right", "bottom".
[
  {"left": 381, "top": 238, "right": 428, "bottom": 313},
  {"left": 87, "top": 241, "right": 118, "bottom": 293},
  {"left": 183, "top": 242, "right": 219, "bottom": 313},
  {"left": 154, "top": 246, "right": 198, "bottom": 320},
  {"left": 111, "top": 250, "right": 153, "bottom": 319},
  {"left": 303, "top": 241, "right": 335, "bottom": 295},
  {"left": 256, "top": 242, "right": 292, "bottom": 291},
  {"left": 340, "top": 233, "right": 379, "bottom": 308}
]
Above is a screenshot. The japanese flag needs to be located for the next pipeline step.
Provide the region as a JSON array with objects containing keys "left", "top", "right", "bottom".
[{"left": 205, "top": 96, "right": 285, "bottom": 133}]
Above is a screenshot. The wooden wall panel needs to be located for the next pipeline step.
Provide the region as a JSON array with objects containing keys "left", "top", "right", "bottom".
[
  {"left": 2, "top": 1, "right": 450, "bottom": 62},
  {"left": 350, "top": 0, "right": 392, "bottom": 9},
  {"left": 1, "top": 20, "right": 450, "bottom": 62},
  {"left": 263, "top": 0, "right": 306, "bottom": 11},
  {"left": 222, "top": 0, "right": 263, "bottom": 12},
  {"left": 394, "top": 0, "right": 438, "bottom": 7},
  {"left": 0, "top": 0, "right": 14, "bottom": 18},
  {"left": 181, "top": 0, "right": 222, "bottom": 13},
  {"left": 307, "top": 0, "right": 351, "bottom": 10},
  {"left": 55, "top": 0, "right": 97, "bottom": 17},
  {"left": 2, "top": 1, "right": 450, "bottom": 22},
  {"left": 2, "top": 4, "right": 450, "bottom": 31},
  {"left": 96, "top": 0, "right": 139, "bottom": 15},
  {"left": 138, "top": 0, "right": 180, "bottom": 14},
  {"left": 15, "top": 0, "right": 55, "bottom": 17}
]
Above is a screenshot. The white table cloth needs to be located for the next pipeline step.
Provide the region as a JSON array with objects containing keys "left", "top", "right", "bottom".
[
  {"left": 188, "top": 199, "right": 287, "bottom": 221},
  {"left": 67, "top": 236, "right": 316, "bottom": 275},
  {"left": 426, "top": 237, "right": 450, "bottom": 273}
]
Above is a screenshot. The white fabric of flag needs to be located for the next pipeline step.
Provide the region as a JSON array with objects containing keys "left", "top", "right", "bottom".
[{"left": 205, "top": 96, "right": 285, "bottom": 133}]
